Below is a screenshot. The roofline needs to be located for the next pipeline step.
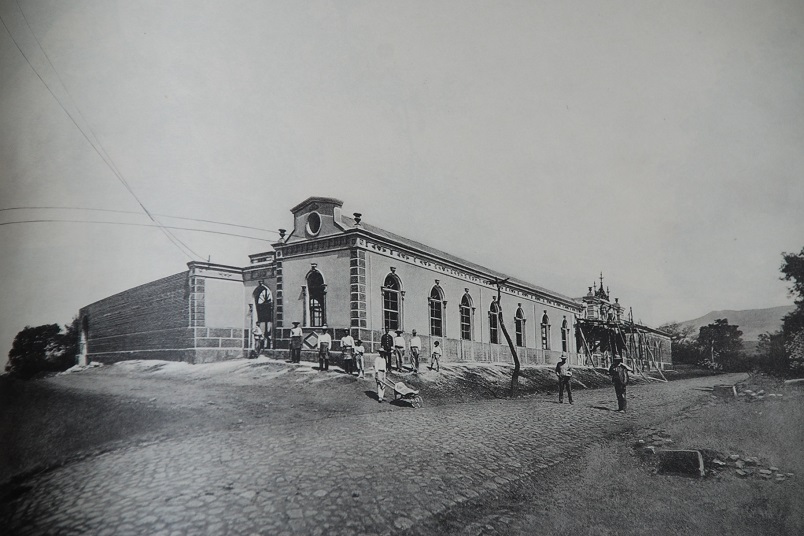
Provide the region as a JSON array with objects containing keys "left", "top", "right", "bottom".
[
  {"left": 341, "top": 227, "right": 582, "bottom": 311},
  {"left": 289, "top": 196, "right": 344, "bottom": 214}
]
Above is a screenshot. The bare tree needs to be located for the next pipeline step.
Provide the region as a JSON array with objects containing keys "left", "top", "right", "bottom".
[{"left": 488, "top": 277, "right": 521, "bottom": 397}]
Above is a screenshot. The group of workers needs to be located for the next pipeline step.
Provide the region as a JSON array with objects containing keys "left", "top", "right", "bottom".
[
  {"left": 259, "top": 322, "right": 633, "bottom": 411},
  {"left": 283, "top": 323, "right": 443, "bottom": 384}
]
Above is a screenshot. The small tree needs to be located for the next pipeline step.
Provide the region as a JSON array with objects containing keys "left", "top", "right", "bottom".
[
  {"left": 658, "top": 322, "right": 699, "bottom": 365},
  {"left": 6, "top": 317, "right": 80, "bottom": 379},
  {"left": 780, "top": 247, "right": 804, "bottom": 336},
  {"left": 756, "top": 331, "right": 787, "bottom": 375},
  {"left": 488, "top": 277, "right": 521, "bottom": 397},
  {"left": 6, "top": 324, "right": 62, "bottom": 379},
  {"left": 696, "top": 318, "right": 744, "bottom": 371}
]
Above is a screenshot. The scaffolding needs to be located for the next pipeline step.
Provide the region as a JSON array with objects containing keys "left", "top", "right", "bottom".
[{"left": 575, "top": 310, "right": 669, "bottom": 382}]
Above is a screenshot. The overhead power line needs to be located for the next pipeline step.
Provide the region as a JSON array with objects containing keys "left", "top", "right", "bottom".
[
  {"left": 1, "top": 5, "right": 202, "bottom": 261},
  {"left": 0, "top": 219, "right": 274, "bottom": 242},
  {"left": 0, "top": 206, "right": 281, "bottom": 234}
]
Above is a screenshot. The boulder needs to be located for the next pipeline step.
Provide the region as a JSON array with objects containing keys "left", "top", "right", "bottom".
[
  {"left": 656, "top": 450, "right": 705, "bottom": 478},
  {"left": 713, "top": 384, "right": 737, "bottom": 398}
]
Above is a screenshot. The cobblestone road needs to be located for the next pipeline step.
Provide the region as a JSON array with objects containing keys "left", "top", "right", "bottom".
[{"left": 2, "top": 373, "right": 746, "bottom": 535}]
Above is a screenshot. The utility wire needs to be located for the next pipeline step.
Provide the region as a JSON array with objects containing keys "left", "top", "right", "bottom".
[
  {"left": 11, "top": 1, "right": 201, "bottom": 260},
  {"left": 0, "top": 206, "right": 281, "bottom": 234},
  {"left": 1, "top": 7, "right": 201, "bottom": 261},
  {"left": 0, "top": 219, "right": 274, "bottom": 242}
]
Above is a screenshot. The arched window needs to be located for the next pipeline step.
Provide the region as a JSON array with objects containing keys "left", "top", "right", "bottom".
[
  {"left": 306, "top": 270, "right": 326, "bottom": 327},
  {"left": 561, "top": 316, "right": 569, "bottom": 352},
  {"left": 253, "top": 284, "right": 273, "bottom": 324},
  {"left": 460, "top": 293, "right": 473, "bottom": 341},
  {"left": 541, "top": 311, "right": 551, "bottom": 350},
  {"left": 515, "top": 307, "right": 526, "bottom": 347},
  {"left": 429, "top": 285, "right": 445, "bottom": 337},
  {"left": 489, "top": 300, "right": 500, "bottom": 344},
  {"left": 382, "top": 273, "right": 403, "bottom": 331}
]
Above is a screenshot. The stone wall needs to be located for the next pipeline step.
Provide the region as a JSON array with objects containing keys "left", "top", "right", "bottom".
[{"left": 80, "top": 272, "right": 194, "bottom": 363}]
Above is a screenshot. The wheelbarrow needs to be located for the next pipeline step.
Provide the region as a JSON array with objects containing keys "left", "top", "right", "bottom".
[{"left": 381, "top": 378, "right": 423, "bottom": 408}]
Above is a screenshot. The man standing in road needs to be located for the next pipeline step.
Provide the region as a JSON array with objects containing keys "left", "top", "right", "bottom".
[
  {"left": 380, "top": 326, "right": 394, "bottom": 372},
  {"left": 374, "top": 350, "right": 387, "bottom": 402},
  {"left": 609, "top": 356, "right": 633, "bottom": 412},
  {"left": 318, "top": 327, "right": 332, "bottom": 371},
  {"left": 289, "top": 321, "right": 303, "bottom": 363},
  {"left": 393, "top": 330, "right": 406, "bottom": 371},
  {"left": 340, "top": 330, "right": 355, "bottom": 375},
  {"left": 409, "top": 329, "right": 421, "bottom": 374},
  {"left": 555, "top": 353, "right": 573, "bottom": 404}
]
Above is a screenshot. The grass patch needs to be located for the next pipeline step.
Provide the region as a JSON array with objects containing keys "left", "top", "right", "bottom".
[{"left": 410, "top": 376, "right": 804, "bottom": 536}]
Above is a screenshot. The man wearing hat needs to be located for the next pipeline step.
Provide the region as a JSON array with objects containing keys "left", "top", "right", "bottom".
[
  {"left": 555, "top": 353, "right": 573, "bottom": 404},
  {"left": 609, "top": 355, "right": 634, "bottom": 412},
  {"left": 251, "top": 324, "right": 264, "bottom": 358},
  {"left": 380, "top": 326, "right": 394, "bottom": 372},
  {"left": 409, "top": 329, "right": 421, "bottom": 374},
  {"left": 393, "top": 330, "right": 406, "bottom": 371},
  {"left": 374, "top": 348, "right": 387, "bottom": 402},
  {"left": 317, "top": 327, "right": 332, "bottom": 371},
  {"left": 289, "top": 321, "right": 303, "bottom": 363},
  {"left": 340, "top": 330, "right": 355, "bottom": 375},
  {"left": 353, "top": 339, "right": 366, "bottom": 379}
]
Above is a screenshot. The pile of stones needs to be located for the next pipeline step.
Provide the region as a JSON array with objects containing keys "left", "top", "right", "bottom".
[
  {"left": 736, "top": 387, "right": 785, "bottom": 401},
  {"left": 711, "top": 454, "right": 794, "bottom": 482},
  {"left": 633, "top": 428, "right": 674, "bottom": 456},
  {"left": 631, "top": 429, "right": 794, "bottom": 482}
]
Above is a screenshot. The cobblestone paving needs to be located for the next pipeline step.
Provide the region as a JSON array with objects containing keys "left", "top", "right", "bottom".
[{"left": 2, "top": 373, "right": 746, "bottom": 535}]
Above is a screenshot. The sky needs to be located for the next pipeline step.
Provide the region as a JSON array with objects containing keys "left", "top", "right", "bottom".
[{"left": 1, "top": 0, "right": 803, "bottom": 369}]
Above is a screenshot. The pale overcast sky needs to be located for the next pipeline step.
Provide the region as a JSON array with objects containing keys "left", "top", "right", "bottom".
[{"left": 2, "top": 0, "right": 803, "bottom": 368}]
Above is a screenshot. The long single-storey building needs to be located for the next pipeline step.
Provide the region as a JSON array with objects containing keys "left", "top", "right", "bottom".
[{"left": 78, "top": 196, "right": 671, "bottom": 369}]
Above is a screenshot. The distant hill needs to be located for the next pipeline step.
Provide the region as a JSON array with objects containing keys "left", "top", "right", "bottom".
[{"left": 677, "top": 305, "right": 795, "bottom": 342}]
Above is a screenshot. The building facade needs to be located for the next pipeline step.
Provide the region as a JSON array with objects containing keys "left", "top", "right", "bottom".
[{"left": 79, "top": 197, "right": 668, "bottom": 369}]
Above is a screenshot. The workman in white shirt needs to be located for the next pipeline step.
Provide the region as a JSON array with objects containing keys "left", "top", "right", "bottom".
[
  {"left": 353, "top": 339, "right": 366, "bottom": 379},
  {"left": 374, "top": 352, "right": 387, "bottom": 402},
  {"left": 317, "top": 328, "right": 332, "bottom": 371},
  {"left": 429, "top": 340, "right": 442, "bottom": 372},
  {"left": 251, "top": 325, "right": 264, "bottom": 357},
  {"left": 393, "top": 330, "right": 406, "bottom": 371},
  {"left": 409, "top": 329, "right": 422, "bottom": 374},
  {"left": 340, "top": 332, "right": 355, "bottom": 375},
  {"left": 289, "top": 321, "right": 303, "bottom": 363}
]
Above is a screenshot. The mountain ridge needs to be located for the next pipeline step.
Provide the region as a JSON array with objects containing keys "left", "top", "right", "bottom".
[{"left": 675, "top": 305, "right": 794, "bottom": 341}]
